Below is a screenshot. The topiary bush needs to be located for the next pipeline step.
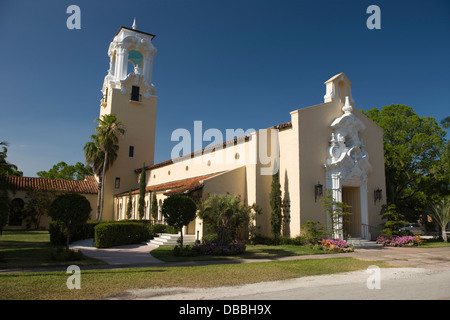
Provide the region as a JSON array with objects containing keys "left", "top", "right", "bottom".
[{"left": 94, "top": 221, "right": 150, "bottom": 248}]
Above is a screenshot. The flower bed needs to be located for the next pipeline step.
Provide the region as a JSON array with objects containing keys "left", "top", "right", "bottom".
[
  {"left": 376, "top": 235, "right": 422, "bottom": 247},
  {"left": 320, "top": 239, "right": 354, "bottom": 252}
]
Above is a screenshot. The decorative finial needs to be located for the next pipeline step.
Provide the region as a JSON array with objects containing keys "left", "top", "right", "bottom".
[
  {"left": 342, "top": 96, "right": 353, "bottom": 114},
  {"left": 132, "top": 18, "right": 137, "bottom": 30}
]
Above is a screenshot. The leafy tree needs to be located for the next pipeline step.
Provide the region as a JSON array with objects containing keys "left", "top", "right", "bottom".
[
  {"left": 198, "top": 193, "right": 259, "bottom": 246},
  {"left": 48, "top": 193, "right": 92, "bottom": 250},
  {"left": 270, "top": 170, "right": 282, "bottom": 239},
  {"left": 138, "top": 163, "right": 146, "bottom": 220},
  {"left": 37, "top": 161, "right": 93, "bottom": 181},
  {"left": 362, "top": 105, "right": 448, "bottom": 221},
  {"left": 321, "top": 191, "right": 352, "bottom": 239},
  {"left": 24, "top": 188, "right": 56, "bottom": 230},
  {"left": 0, "top": 141, "right": 21, "bottom": 234},
  {"left": 379, "top": 203, "right": 408, "bottom": 237},
  {"left": 150, "top": 192, "right": 158, "bottom": 221},
  {"left": 427, "top": 196, "right": 450, "bottom": 242},
  {"left": 85, "top": 114, "right": 125, "bottom": 220},
  {"left": 161, "top": 195, "right": 197, "bottom": 251}
]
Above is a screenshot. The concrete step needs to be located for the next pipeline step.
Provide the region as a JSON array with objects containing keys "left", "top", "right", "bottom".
[
  {"left": 347, "top": 238, "right": 383, "bottom": 248},
  {"left": 146, "top": 233, "right": 197, "bottom": 247}
]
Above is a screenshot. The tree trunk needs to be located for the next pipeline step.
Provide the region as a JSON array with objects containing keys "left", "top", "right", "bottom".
[
  {"left": 99, "top": 152, "right": 108, "bottom": 221},
  {"left": 179, "top": 227, "right": 184, "bottom": 251},
  {"left": 217, "top": 225, "right": 230, "bottom": 247},
  {"left": 66, "top": 229, "right": 70, "bottom": 252},
  {"left": 442, "top": 227, "right": 448, "bottom": 242}
]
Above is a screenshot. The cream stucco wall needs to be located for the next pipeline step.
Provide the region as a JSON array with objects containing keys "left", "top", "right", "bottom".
[{"left": 5, "top": 190, "right": 97, "bottom": 230}]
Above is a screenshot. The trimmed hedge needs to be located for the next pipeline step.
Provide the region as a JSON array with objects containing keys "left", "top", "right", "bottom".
[
  {"left": 49, "top": 221, "right": 100, "bottom": 246},
  {"left": 94, "top": 221, "right": 151, "bottom": 248}
]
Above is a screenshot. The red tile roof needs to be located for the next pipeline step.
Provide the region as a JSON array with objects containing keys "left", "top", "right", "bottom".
[
  {"left": 1, "top": 175, "right": 98, "bottom": 194},
  {"left": 115, "top": 172, "right": 223, "bottom": 197}
]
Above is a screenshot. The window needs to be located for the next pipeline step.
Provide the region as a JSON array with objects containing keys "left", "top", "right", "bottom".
[
  {"left": 115, "top": 177, "right": 120, "bottom": 189},
  {"left": 130, "top": 86, "right": 141, "bottom": 102},
  {"left": 129, "top": 146, "right": 134, "bottom": 158}
]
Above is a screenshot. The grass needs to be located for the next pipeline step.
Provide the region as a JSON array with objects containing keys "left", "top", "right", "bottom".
[
  {"left": 0, "top": 231, "right": 104, "bottom": 269},
  {"left": 419, "top": 238, "right": 450, "bottom": 248},
  {"left": 0, "top": 257, "right": 394, "bottom": 300},
  {"left": 151, "top": 244, "right": 331, "bottom": 262}
]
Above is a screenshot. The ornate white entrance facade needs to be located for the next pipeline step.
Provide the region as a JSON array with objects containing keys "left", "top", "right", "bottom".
[{"left": 324, "top": 96, "right": 372, "bottom": 239}]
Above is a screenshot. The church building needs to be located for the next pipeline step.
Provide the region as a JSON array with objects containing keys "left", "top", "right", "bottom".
[
  {"left": 101, "top": 23, "right": 387, "bottom": 241},
  {"left": 2, "top": 23, "right": 386, "bottom": 241}
]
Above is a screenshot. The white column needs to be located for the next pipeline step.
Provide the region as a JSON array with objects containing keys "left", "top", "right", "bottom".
[
  {"left": 360, "top": 180, "right": 369, "bottom": 239},
  {"left": 143, "top": 49, "right": 154, "bottom": 85},
  {"left": 114, "top": 45, "right": 129, "bottom": 81},
  {"left": 326, "top": 172, "right": 343, "bottom": 239}
]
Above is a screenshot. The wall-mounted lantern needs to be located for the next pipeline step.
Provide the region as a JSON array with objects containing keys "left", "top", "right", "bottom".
[
  {"left": 374, "top": 187, "right": 382, "bottom": 204},
  {"left": 315, "top": 182, "right": 323, "bottom": 202}
]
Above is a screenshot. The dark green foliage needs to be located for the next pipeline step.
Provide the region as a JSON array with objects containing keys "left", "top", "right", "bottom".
[
  {"left": 379, "top": 204, "right": 409, "bottom": 237},
  {"left": 37, "top": 161, "right": 93, "bottom": 181},
  {"left": 49, "top": 221, "right": 100, "bottom": 246},
  {"left": 161, "top": 195, "right": 197, "bottom": 250},
  {"left": 270, "top": 170, "right": 282, "bottom": 239},
  {"left": 48, "top": 194, "right": 92, "bottom": 250},
  {"left": 138, "top": 163, "right": 146, "bottom": 219},
  {"left": 301, "top": 220, "right": 329, "bottom": 245},
  {"left": 362, "top": 105, "right": 448, "bottom": 221},
  {"left": 94, "top": 222, "right": 150, "bottom": 248},
  {"left": 150, "top": 192, "right": 158, "bottom": 220},
  {"left": 149, "top": 223, "right": 177, "bottom": 236},
  {"left": 126, "top": 190, "right": 133, "bottom": 219}
]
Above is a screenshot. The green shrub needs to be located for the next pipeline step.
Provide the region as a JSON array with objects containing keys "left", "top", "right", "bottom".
[
  {"left": 202, "top": 233, "right": 218, "bottom": 244},
  {"left": 49, "top": 220, "right": 67, "bottom": 245},
  {"left": 49, "top": 221, "right": 100, "bottom": 245},
  {"left": 301, "top": 220, "right": 328, "bottom": 245},
  {"left": 94, "top": 222, "right": 150, "bottom": 248},
  {"left": 149, "top": 223, "right": 177, "bottom": 236}
]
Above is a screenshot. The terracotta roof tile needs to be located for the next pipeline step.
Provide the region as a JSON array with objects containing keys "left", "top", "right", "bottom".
[
  {"left": 1, "top": 175, "right": 98, "bottom": 194},
  {"left": 115, "top": 172, "right": 223, "bottom": 197}
]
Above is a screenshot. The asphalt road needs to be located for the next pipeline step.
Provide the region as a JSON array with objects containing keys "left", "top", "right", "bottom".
[{"left": 109, "top": 267, "right": 450, "bottom": 300}]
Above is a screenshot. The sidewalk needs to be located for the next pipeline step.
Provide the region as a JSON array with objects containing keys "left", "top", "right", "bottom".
[
  {"left": 2, "top": 240, "right": 450, "bottom": 274},
  {"left": 71, "top": 240, "right": 450, "bottom": 271}
]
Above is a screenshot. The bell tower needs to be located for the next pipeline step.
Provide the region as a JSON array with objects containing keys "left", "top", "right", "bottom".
[{"left": 99, "top": 20, "right": 158, "bottom": 220}]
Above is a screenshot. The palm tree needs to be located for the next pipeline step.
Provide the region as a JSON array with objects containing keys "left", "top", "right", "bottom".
[
  {"left": 84, "top": 115, "right": 125, "bottom": 220},
  {"left": 84, "top": 135, "right": 104, "bottom": 220},
  {"left": 95, "top": 114, "right": 125, "bottom": 220},
  {"left": 428, "top": 196, "right": 450, "bottom": 242}
]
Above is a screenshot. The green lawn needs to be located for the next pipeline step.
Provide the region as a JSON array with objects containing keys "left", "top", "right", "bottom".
[
  {"left": 0, "top": 231, "right": 103, "bottom": 269},
  {"left": 0, "top": 231, "right": 399, "bottom": 300},
  {"left": 0, "top": 257, "right": 393, "bottom": 300}
]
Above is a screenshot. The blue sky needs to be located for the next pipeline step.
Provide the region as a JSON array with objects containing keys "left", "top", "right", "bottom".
[{"left": 0, "top": 0, "right": 449, "bottom": 177}]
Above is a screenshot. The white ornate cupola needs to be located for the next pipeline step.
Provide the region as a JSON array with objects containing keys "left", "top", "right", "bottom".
[
  {"left": 324, "top": 72, "right": 354, "bottom": 105},
  {"left": 103, "top": 20, "right": 157, "bottom": 98},
  {"left": 325, "top": 96, "right": 371, "bottom": 177}
]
